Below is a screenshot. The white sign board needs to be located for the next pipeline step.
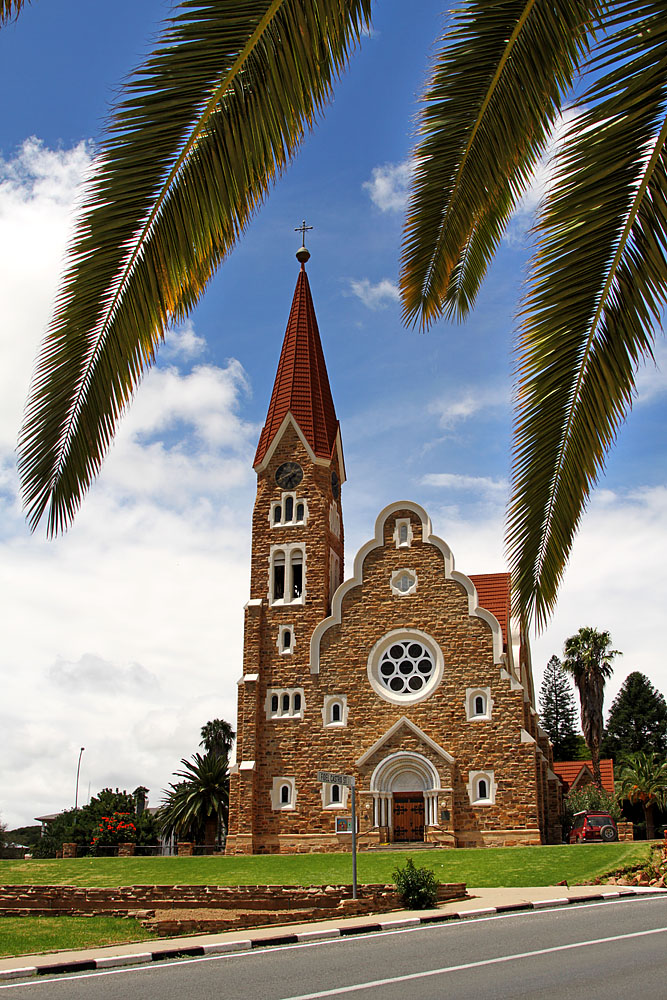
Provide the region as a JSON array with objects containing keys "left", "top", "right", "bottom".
[{"left": 316, "top": 770, "right": 355, "bottom": 788}]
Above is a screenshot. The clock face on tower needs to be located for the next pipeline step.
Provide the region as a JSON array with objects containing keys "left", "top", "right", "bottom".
[{"left": 275, "top": 462, "right": 303, "bottom": 490}]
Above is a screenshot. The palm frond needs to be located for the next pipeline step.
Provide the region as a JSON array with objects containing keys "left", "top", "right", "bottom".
[
  {"left": 18, "top": 0, "right": 371, "bottom": 535},
  {"left": 400, "top": 0, "right": 601, "bottom": 329},
  {"left": 0, "top": 0, "right": 26, "bottom": 25},
  {"left": 507, "top": 0, "right": 667, "bottom": 628}
]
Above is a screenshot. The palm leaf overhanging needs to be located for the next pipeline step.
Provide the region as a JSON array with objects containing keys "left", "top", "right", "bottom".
[
  {"left": 18, "top": 0, "right": 372, "bottom": 535},
  {"left": 0, "top": 0, "right": 26, "bottom": 25},
  {"left": 402, "top": 0, "right": 667, "bottom": 627},
  {"left": 508, "top": 0, "right": 667, "bottom": 627},
  {"left": 400, "top": 0, "right": 602, "bottom": 328}
]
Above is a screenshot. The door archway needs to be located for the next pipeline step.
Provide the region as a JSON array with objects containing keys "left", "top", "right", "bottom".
[{"left": 369, "top": 752, "right": 440, "bottom": 840}]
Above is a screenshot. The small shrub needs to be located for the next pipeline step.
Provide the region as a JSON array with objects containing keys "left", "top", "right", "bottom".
[{"left": 393, "top": 857, "right": 439, "bottom": 909}]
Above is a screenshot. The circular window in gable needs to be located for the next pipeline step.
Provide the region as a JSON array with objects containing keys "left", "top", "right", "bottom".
[{"left": 367, "top": 629, "right": 444, "bottom": 705}]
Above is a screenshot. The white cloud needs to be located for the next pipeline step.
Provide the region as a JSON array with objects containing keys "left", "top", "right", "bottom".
[
  {"left": 0, "top": 140, "right": 253, "bottom": 827},
  {"left": 635, "top": 341, "right": 667, "bottom": 404},
  {"left": 162, "top": 320, "right": 207, "bottom": 361},
  {"left": 421, "top": 472, "right": 508, "bottom": 496},
  {"left": 428, "top": 386, "right": 509, "bottom": 430},
  {"left": 362, "top": 159, "right": 414, "bottom": 213},
  {"left": 348, "top": 278, "right": 400, "bottom": 310}
]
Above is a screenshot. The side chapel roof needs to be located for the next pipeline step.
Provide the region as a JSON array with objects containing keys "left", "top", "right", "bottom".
[
  {"left": 469, "top": 572, "right": 511, "bottom": 645},
  {"left": 552, "top": 759, "right": 615, "bottom": 797},
  {"left": 254, "top": 261, "right": 339, "bottom": 467}
]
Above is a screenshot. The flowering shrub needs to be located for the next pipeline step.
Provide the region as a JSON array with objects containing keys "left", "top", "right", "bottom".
[{"left": 91, "top": 812, "right": 137, "bottom": 846}]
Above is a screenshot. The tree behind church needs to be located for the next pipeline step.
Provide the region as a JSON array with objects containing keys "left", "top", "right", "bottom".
[
  {"left": 562, "top": 627, "right": 619, "bottom": 790},
  {"left": 602, "top": 672, "right": 667, "bottom": 762},
  {"left": 539, "top": 655, "right": 580, "bottom": 761}
]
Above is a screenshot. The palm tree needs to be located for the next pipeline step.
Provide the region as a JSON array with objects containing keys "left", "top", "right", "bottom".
[
  {"left": 13, "top": 2, "right": 667, "bottom": 629},
  {"left": 200, "top": 718, "right": 236, "bottom": 759},
  {"left": 562, "top": 627, "right": 619, "bottom": 790},
  {"left": 616, "top": 752, "right": 667, "bottom": 840},
  {"left": 159, "top": 752, "right": 229, "bottom": 847}
]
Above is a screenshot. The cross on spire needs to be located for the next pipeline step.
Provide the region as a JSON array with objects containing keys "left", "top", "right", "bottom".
[{"left": 295, "top": 220, "right": 313, "bottom": 246}]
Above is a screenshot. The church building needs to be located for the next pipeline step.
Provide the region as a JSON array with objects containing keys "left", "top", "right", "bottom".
[{"left": 225, "top": 244, "right": 562, "bottom": 854}]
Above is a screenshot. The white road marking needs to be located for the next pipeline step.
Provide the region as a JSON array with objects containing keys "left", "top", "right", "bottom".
[
  {"left": 1, "top": 895, "right": 665, "bottom": 991},
  {"left": 280, "top": 926, "right": 667, "bottom": 999}
]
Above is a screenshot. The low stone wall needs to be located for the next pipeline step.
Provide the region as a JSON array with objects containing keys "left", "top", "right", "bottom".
[
  {"left": 616, "top": 821, "right": 634, "bottom": 842},
  {"left": 0, "top": 882, "right": 467, "bottom": 925}
]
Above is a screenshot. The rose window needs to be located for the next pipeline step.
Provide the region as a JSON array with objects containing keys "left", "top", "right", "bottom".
[{"left": 378, "top": 640, "right": 435, "bottom": 695}]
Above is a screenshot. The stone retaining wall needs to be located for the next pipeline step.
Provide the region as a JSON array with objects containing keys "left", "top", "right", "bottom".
[{"left": 0, "top": 882, "right": 466, "bottom": 919}]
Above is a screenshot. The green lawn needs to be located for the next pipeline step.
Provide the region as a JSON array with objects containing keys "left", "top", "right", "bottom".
[
  {"left": 0, "top": 843, "right": 650, "bottom": 889},
  {"left": 0, "top": 916, "right": 156, "bottom": 959}
]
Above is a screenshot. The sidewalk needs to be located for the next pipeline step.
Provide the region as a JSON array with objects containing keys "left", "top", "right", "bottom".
[{"left": 2, "top": 884, "right": 666, "bottom": 981}]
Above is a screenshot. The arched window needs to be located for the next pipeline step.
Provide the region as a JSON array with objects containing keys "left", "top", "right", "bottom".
[
  {"left": 282, "top": 693, "right": 290, "bottom": 714},
  {"left": 296, "top": 502, "right": 305, "bottom": 522},
  {"left": 291, "top": 550, "right": 303, "bottom": 598},
  {"left": 293, "top": 692, "right": 301, "bottom": 713},
  {"left": 468, "top": 770, "right": 495, "bottom": 805},
  {"left": 332, "top": 702, "right": 341, "bottom": 723},
  {"left": 272, "top": 551, "right": 285, "bottom": 601},
  {"left": 273, "top": 505, "right": 281, "bottom": 524},
  {"left": 283, "top": 629, "right": 292, "bottom": 650},
  {"left": 331, "top": 784, "right": 340, "bottom": 803},
  {"left": 284, "top": 495, "right": 294, "bottom": 522},
  {"left": 465, "top": 687, "right": 492, "bottom": 721},
  {"left": 280, "top": 784, "right": 291, "bottom": 805},
  {"left": 322, "top": 695, "right": 348, "bottom": 728},
  {"left": 474, "top": 694, "right": 485, "bottom": 716},
  {"left": 271, "top": 694, "right": 279, "bottom": 713},
  {"left": 271, "top": 777, "right": 297, "bottom": 810},
  {"left": 399, "top": 523, "right": 408, "bottom": 544}
]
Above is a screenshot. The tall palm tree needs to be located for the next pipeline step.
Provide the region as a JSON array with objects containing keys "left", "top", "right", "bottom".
[
  {"left": 562, "top": 627, "right": 619, "bottom": 790},
  {"left": 200, "top": 718, "right": 236, "bottom": 759},
  {"left": 159, "top": 752, "right": 229, "bottom": 846},
  {"left": 13, "top": 2, "right": 667, "bottom": 629},
  {"left": 616, "top": 752, "right": 667, "bottom": 840}
]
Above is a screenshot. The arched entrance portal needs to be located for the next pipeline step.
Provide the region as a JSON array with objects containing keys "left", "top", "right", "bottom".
[{"left": 369, "top": 752, "right": 440, "bottom": 842}]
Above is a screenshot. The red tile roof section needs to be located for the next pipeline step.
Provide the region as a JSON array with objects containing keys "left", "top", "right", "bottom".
[
  {"left": 551, "top": 759, "right": 615, "bottom": 796},
  {"left": 469, "top": 572, "right": 511, "bottom": 645},
  {"left": 254, "top": 265, "right": 339, "bottom": 467}
]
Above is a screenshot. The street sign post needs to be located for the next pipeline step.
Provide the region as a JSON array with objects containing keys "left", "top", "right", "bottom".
[{"left": 317, "top": 771, "right": 357, "bottom": 898}]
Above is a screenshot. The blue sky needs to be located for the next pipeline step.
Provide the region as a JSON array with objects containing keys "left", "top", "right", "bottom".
[{"left": 1, "top": 1, "right": 666, "bottom": 829}]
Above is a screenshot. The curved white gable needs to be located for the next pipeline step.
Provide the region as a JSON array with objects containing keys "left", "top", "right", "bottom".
[{"left": 310, "top": 500, "right": 505, "bottom": 673}]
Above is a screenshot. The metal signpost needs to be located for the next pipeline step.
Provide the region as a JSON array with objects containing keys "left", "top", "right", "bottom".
[{"left": 316, "top": 771, "right": 357, "bottom": 898}]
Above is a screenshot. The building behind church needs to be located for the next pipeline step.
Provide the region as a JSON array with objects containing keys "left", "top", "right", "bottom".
[{"left": 225, "top": 245, "right": 562, "bottom": 854}]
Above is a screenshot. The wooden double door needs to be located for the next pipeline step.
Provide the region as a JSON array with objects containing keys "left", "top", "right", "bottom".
[{"left": 392, "top": 792, "right": 425, "bottom": 842}]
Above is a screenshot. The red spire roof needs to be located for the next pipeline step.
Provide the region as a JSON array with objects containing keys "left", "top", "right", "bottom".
[{"left": 254, "top": 263, "right": 340, "bottom": 467}]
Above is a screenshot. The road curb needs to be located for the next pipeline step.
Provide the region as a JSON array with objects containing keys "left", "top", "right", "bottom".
[{"left": 1, "top": 887, "right": 665, "bottom": 981}]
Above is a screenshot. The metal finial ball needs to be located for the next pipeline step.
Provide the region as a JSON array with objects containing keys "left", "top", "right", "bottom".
[{"left": 296, "top": 245, "right": 311, "bottom": 264}]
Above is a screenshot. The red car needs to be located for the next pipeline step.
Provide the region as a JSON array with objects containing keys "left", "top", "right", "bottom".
[{"left": 569, "top": 810, "right": 618, "bottom": 843}]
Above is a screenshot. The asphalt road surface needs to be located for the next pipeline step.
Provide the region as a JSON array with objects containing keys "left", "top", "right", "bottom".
[{"left": 2, "top": 895, "right": 666, "bottom": 999}]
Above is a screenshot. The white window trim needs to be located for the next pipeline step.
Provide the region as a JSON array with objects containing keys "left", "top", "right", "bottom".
[
  {"left": 390, "top": 568, "right": 418, "bottom": 597},
  {"left": 367, "top": 629, "right": 444, "bottom": 706},
  {"left": 320, "top": 782, "right": 349, "bottom": 810},
  {"left": 269, "top": 543, "right": 306, "bottom": 606},
  {"left": 322, "top": 694, "right": 349, "bottom": 728},
  {"left": 467, "top": 770, "right": 497, "bottom": 806},
  {"left": 271, "top": 777, "right": 296, "bottom": 811},
  {"left": 265, "top": 688, "right": 305, "bottom": 720},
  {"left": 277, "top": 625, "right": 295, "bottom": 655},
  {"left": 465, "top": 687, "right": 493, "bottom": 721},
  {"left": 393, "top": 518, "right": 413, "bottom": 549},
  {"left": 270, "top": 492, "right": 308, "bottom": 527}
]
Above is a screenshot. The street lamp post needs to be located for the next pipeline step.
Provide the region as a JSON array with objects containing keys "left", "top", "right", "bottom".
[{"left": 75, "top": 747, "right": 85, "bottom": 811}]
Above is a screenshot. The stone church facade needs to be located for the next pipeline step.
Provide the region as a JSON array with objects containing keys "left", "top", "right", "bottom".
[{"left": 225, "top": 248, "right": 562, "bottom": 854}]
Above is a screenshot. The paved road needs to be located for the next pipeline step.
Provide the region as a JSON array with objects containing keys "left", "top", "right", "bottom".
[{"left": 2, "top": 895, "right": 666, "bottom": 999}]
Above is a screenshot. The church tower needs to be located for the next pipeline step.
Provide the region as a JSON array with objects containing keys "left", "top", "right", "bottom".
[{"left": 226, "top": 242, "right": 345, "bottom": 854}]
